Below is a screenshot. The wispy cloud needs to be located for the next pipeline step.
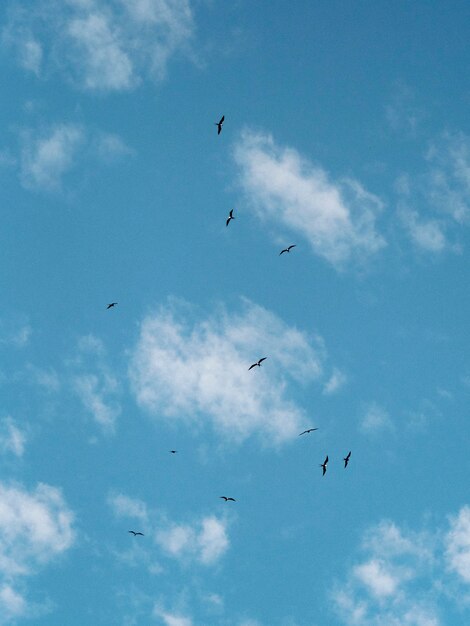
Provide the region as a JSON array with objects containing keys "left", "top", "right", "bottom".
[
  {"left": 129, "top": 299, "right": 326, "bottom": 445},
  {"left": 153, "top": 607, "right": 193, "bottom": 626},
  {"left": 395, "top": 131, "right": 470, "bottom": 253},
  {"left": 108, "top": 493, "right": 148, "bottom": 523},
  {"left": 399, "top": 206, "right": 448, "bottom": 253},
  {"left": 71, "top": 334, "right": 121, "bottom": 433},
  {"left": 0, "top": 320, "right": 31, "bottom": 348},
  {"left": 233, "top": 130, "right": 386, "bottom": 268},
  {"left": 425, "top": 132, "right": 470, "bottom": 224},
  {"left": 360, "top": 402, "right": 394, "bottom": 435},
  {"left": 18, "top": 123, "right": 133, "bottom": 191},
  {"left": 4, "top": 0, "right": 194, "bottom": 92},
  {"left": 0, "top": 417, "right": 27, "bottom": 457},
  {"left": 445, "top": 506, "right": 470, "bottom": 584},
  {"left": 20, "top": 123, "right": 84, "bottom": 190},
  {"left": 323, "top": 367, "right": 347, "bottom": 395}
]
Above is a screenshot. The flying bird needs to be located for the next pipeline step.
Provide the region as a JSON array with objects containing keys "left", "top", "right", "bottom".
[
  {"left": 298, "top": 428, "right": 319, "bottom": 436},
  {"left": 279, "top": 245, "right": 296, "bottom": 256},
  {"left": 248, "top": 357, "right": 267, "bottom": 370},
  {"left": 226, "top": 209, "right": 235, "bottom": 227},
  {"left": 107, "top": 302, "right": 118, "bottom": 309},
  {"left": 220, "top": 496, "right": 236, "bottom": 502},
  {"left": 343, "top": 451, "right": 351, "bottom": 468},
  {"left": 320, "top": 455, "right": 329, "bottom": 476},
  {"left": 170, "top": 450, "right": 177, "bottom": 454},
  {"left": 128, "top": 531, "right": 144, "bottom": 536},
  {"left": 215, "top": 115, "right": 225, "bottom": 135}
]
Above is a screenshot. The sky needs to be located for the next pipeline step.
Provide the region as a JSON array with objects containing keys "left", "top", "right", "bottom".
[{"left": 1, "top": 0, "right": 470, "bottom": 624}]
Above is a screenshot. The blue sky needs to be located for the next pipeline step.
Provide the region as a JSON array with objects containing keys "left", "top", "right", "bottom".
[{"left": 1, "top": 1, "right": 470, "bottom": 624}]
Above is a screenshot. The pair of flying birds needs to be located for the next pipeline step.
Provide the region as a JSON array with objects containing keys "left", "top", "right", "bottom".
[
  {"left": 226, "top": 209, "right": 296, "bottom": 255},
  {"left": 320, "top": 452, "right": 351, "bottom": 475}
]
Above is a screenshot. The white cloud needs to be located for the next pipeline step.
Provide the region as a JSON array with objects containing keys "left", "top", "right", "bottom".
[
  {"left": 354, "top": 559, "right": 405, "bottom": 598},
  {"left": 399, "top": 207, "right": 447, "bottom": 253},
  {"left": 0, "top": 481, "right": 75, "bottom": 622},
  {"left": 19, "top": 38, "right": 43, "bottom": 75},
  {"left": 360, "top": 402, "right": 393, "bottom": 435},
  {"left": 0, "top": 417, "right": 27, "bottom": 457},
  {"left": 332, "top": 519, "right": 440, "bottom": 626},
  {"left": 4, "top": 0, "right": 194, "bottom": 92},
  {"left": 425, "top": 132, "right": 470, "bottom": 224},
  {"left": 94, "top": 132, "right": 135, "bottom": 162},
  {"left": 73, "top": 373, "right": 121, "bottom": 432},
  {"left": 395, "top": 132, "right": 470, "bottom": 254},
  {"left": 153, "top": 608, "right": 193, "bottom": 626},
  {"left": 108, "top": 493, "right": 148, "bottom": 522},
  {"left": 20, "top": 123, "right": 84, "bottom": 190},
  {"left": 0, "top": 584, "right": 27, "bottom": 622},
  {"left": 71, "top": 334, "right": 121, "bottom": 433},
  {"left": 234, "top": 130, "right": 385, "bottom": 268},
  {"left": 156, "top": 515, "right": 229, "bottom": 566},
  {"left": 129, "top": 299, "right": 325, "bottom": 445},
  {"left": 19, "top": 123, "right": 133, "bottom": 191},
  {"left": 0, "top": 321, "right": 31, "bottom": 348},
  {"left": 67, "top": 10, "right": 134, "bottom": 91},
  {"left": 323, "top": 367, "right": 347, "bottom": 395},
  {"left": 445, "top": 506, "right": 470, "bottom": 583}
]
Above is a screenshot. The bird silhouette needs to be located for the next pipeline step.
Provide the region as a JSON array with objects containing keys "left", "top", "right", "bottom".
[
  {"left": 226, "top": 209, "right": 235, "bottom": 227},
  {"left": 220, "top": 496, "right": 236, "bottom": 502},
  {"left": 320, "top": 455, "right": 329, "bottom": 476},
  {"left": 170, "top": 450, "right": 177, "bottom": 454},
  {"left": 215, "top": 115, "right": 225, "bottom": 135},
  {"left": 343, "top": 451, "right": 351, "bottom": 468},
  {"left": 107, "top": 302, "right": 118, "bottom": 309},
  {"left": 128, "top": 530, "right": 144, "bottom": 536},
  {"left": 279, "top": 245, "right": 296, "bottom": 256},
  {"left": 248, "top": 357, "right": 267, "bottom": 370},
  {"left": 298, "top": 428, "right": 319, "bottom": 436}
]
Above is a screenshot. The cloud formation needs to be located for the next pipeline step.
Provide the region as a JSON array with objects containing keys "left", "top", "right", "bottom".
[
  {"left": 360, "top": 402, "right": 393, "bottom": 435},
  {"left": 4, "top": 0, "right": 194, "bottom": 92},
  {"left": 332, "top": 519, "right": 438, "bottom": 626},
  {"left": 332, "top": 508, "right": 470, "bottom": 625},
  {"left": 129, "top": 299, "right": 326, "bottom": 445},
  {"left": 18, "top": 123, "right": 132, "bottom": 191},
  {"left": 0, "top": 481, "right": 75, "bottom": 623},
  {"left": 156, "top": 515, "right": 229, "bottom": 566},
  {"left": 108, "top": 491, "right": 230, "bottom": 568},
  {"left": 71, "top": 334, "right": 122, "bottom": 433},
  {"left": 0, "top": 417, "right": 27, "bottom": 457},
  {"left": 234, "top": 130, "right": 386, "bottom": 268}
]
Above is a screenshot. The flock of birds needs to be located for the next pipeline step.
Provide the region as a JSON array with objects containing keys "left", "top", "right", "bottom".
[{"left": 113, "top": 115, "right": 351, "bottom": 539}]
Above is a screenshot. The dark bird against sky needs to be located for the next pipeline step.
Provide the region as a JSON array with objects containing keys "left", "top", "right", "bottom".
[
  {"left": 220, "top": 496, "right": 236, "bottom": 502},
  {"left": 226, "top": 209, "right": 235, "bottom": 227},
  {"left": 320, "top": 455, "right": 329, "bottom": 476},
  {"left": 106, "top": 302, "right": 118, "bottom": 309},
  {"left": 248, "top": 357, "right": 267, "bottom": 370},
  {"left": 170, "top": 450, "right": 177, "bottom": 454},
  {"left": 215, "top": 115, "right": 225, "bottom": 135},
  {"left": 344, "top": 451, "right": 351, "bottom": 468},
  {"left": 279, "top": 245, "right": 296, "bottom": 256},
  {"left": 298, "top": 428, "right": 319, "bottom": 436},
  {"left": 128, "top": 530, "right": 144, "bottom": 536}
]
